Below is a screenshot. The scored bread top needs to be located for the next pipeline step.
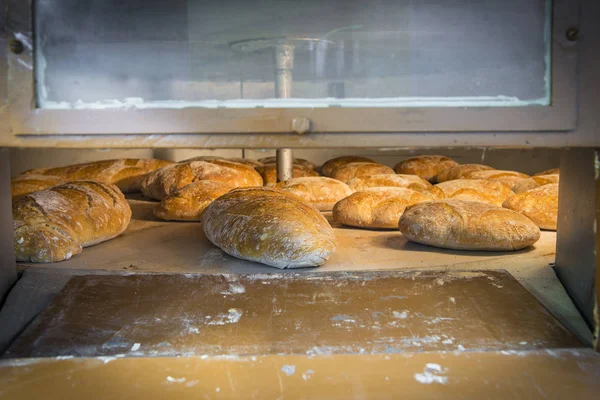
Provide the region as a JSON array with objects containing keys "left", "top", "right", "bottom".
[
  {"left": 330, "top": 162, "right": 394, "bottom": 184},
  {"left": 434, "top": 179, "right": 514, "bottom": 206},
  {"left": 274, "top": 176, "right": 353, "bottom": 211}
]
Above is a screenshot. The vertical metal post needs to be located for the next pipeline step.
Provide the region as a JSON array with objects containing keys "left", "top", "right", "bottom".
[
  {"left": 0, "top": 148, "right": 17, "bottom": 300},
  {"left": 274, "top": 44, "right": 294, "bottom": 182}
]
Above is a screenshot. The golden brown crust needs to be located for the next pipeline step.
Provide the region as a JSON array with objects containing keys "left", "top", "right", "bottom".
[
  {"left": 434, "top": 179, "right": 514, "bottom": 206},
  {"left": 463, "top": 170, "right": 529, "bottom": 191},
  {"left": 331, "top": 162, "right": 394, "bottom": 184},
  {"left": 393, "top": 155, "right": 459, "bottom": 183},
  {"left": 513, "top": 174, "right": 560, "bottom": 194},
  {"left": 503, "top": 183, "right": 558, "bottom": 230},
  {"left": 333, "top": 187, "right": 433, "bottom": 229},
  {"left": 274, "top": 177, "right": 353, "bottom": 211},
  {"left": 226, "top": 158, "right": 264, "bottom": 168},
  {"left": 141, "top": 160, "right": 263, "bottom": 200},
  {"left": 254, "top": 165, "right": 319, "bottom": 186},
  {"left": 258, "top": 157, "right": 317, "bottom": 170},
  {"left": 347, "top": 174, "right": 444, "bottom": 199},
  {"left": 399, "top": 200, "right": 540, "bottom": 251},
  {"left": 202, "top": 187, "right": 336, "bottom": 268},
  {"left": 11, "top": 175, "right": 67, "bottom": 200},
  {"left": 436, "top": 164, "right": 495, "bottom": 183},
  {"left": 154, "top": 181, "right": 234, "bottom": 221},
  {"left": 321, "top": 156, "right": 375, "bottom": 177},
  {"left": 534, "top": 168, "right": 559, "bottom": 176},
  {"left": 12, "top": 180, "right": 131, "bottom": 263}
]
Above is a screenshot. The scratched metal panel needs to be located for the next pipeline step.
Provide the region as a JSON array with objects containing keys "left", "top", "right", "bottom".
[{"left": 5, "top": 270, "right": 581, "bottom": 358}]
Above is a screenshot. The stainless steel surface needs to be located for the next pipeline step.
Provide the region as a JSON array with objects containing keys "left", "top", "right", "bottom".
[
  {"left": 0, "top": 0, "right": 581, "bottom": 138},
  {"left": 0, "top": 148, "right": 17, "bottom": 300},
  {"left": 555, "top": 148, "right": 597, "bottom": 329},
  {"left": 273, "top": 44, "right": 294, "bottom": 99},
  {"left": 276, "top": 148, "right": 293, "bottom": 182}
]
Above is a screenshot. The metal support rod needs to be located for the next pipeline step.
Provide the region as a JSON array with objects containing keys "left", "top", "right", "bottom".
[
  {"left": 0, "top": 148, "right": 17, "bottom": 300},
  {"left": 274, "top": 44, "right": 295, "bottom": 182},
  {"left": 276, "top": 149, "right": 294, "bottom": 182}
]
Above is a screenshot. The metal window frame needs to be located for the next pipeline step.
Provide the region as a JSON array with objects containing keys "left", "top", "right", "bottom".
[{"left": 4, "top": 0, "right": 578, "bottom": 136}]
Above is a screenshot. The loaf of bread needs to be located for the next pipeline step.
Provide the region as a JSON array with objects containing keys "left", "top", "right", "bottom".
[
  {"left": 393, "top": 155, "right": 458, "bottom": 183},
  {"left": 333, "top": 187, "right": 433, "bottom": 229},
  {"left": 255, "top": 164, "right": 319, "bottom": 186},
  {"left": 13, "top": 181, "right": 131, "bottom": 263},
  {"left": 202, "top": 187, "right": 336, "bottom": 268},
  {"left": 258, "top": 157, "right": 317, "bottom": 170},
  {"left": 436, "top": 164, "right": 494, "bottom": 183},
  {"left": 347, "top": 174, "right": 444, "bottom": 199},
  {"left": 513, "top": 174, "right": 560, "bottom": 194},
  {"left": 331, "top": 162, "right": 394, "bottom": 184},
  {"left": 227, "top": 158, "right": 263, "bottom": 168},
  {"left": 503, "top": 183, "right": 558, "bottom": 230},
  {"left": 11, "top": 175, "right": 66, "bottom": 200},
  {"left": 399, "top": 200, "right": 540, "bottom": 251},
  {"left": 434, "top": 179, "right": 514, "bottom": 206},
  {"left": 154, "top": 181, "right": 234, "bottom": 221},
  {"left": 274, "top": 177, "right": 353, "bottom": 211},
  {"left": 463, "top": 170, "right": 529, "bottom": 191},
  {"left": 534, "top": 168, "right": 559, "bottom": 176},
  {"left": 141, "top": 160, "right": 263, "bottom": 200},
  {"left": 321, "top": 156, "right": 375, "bottom": 177},
  {"left": 17, "top": 159, "right": 174, "bottom": 194}
]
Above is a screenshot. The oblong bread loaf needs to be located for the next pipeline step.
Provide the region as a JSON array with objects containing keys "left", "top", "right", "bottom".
[
  {"left": 331, "top": 162, "right": 394, "bottom": 184},
  {"left": 333, "top": 187, "right": 433, "bottom": 229},
  {"left": 141, "top": 160, "right": 263, "bottom": 200},
  {"left": 347, "top": 174, "right": 444, "bottom": 199},
  {"left": 393, "top": 155, "right": 458, "bottom": 183},
  {"left": 11, "top": 175, "right": 67, "bottom": 200},
  {"left": 463, "top": 169, "right": 529, "bottom": 191},
  {"left": 202, "top": 187, "right": 336, "bottom": 269},
  {"left": 255, "top": 164, "right": 319, "bottom": 186},
  {"left": 434, "top": 179, "right": 514, "bottom": 206},
  {"left": 534, "top": 168, "right": 559, "bottom": 176},
  {"left": 399, "top": 200, "right": 541, "bottom": 251},
  {"left": 274, "top": 177, "right": 353, "bottom": 211},
  {"left": 321, "top": 156, "right": 375, "bottom": 177},
  {"left": 154, "top": 181, "right": 234, "bottom": 221},
  {"left": 13, "top": 181, "right": 132, "bottom": 263},
  {"left": 436, "top": 164, "right": 494, "bottom": 183},
  {"left": 513, "top": 174, "right": 560, "bottom": 194},
  {"left": 503, "top": 183, "right": 558, "bottom": 230},
  {"left": 258, "top": 157, "right": 317, "bottom": 171}
]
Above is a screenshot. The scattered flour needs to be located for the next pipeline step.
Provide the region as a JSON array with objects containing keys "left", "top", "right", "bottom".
[
  {"left": 281, "top": 364, "right": 296, "bottom": 376},
  {"left": 130, "top": 343, "right": 141, "bottom": 352},
  {"left": 414, "top": 363, "right": 448, "bottom": 384},
  {"left": 166, "top": 376, "right": 186, "bottom": 383}
]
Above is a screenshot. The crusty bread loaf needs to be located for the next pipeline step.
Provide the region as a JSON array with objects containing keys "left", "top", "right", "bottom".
[
  {"left": 154, "top": 181, "right": 234, "bottom": 221},
  {"left": 534, "top": 168, "right": 559, "bottom": 176},
  {"left": 274, "top": 177, "right": 353, "bottom": 211},
  {"left": 333, "top": 187, "right": 433, "bottom": 229},
  {"left": 17, "top": 159, "right": 174, "bottom": 194},
  {"left": 434, "top": 179, "right": 514, "bottom": 206},
  {"left": 11, "top": 175, "right": 66, "bottom": 200},
  {"left": 255, "top": 164, "right": 319, "bottom": 186},
  {"left": 393, "top": 155, "right": 458, "bottom": 183},
  {"left": 436, "top": 164, "right": 494, "bottom": 183},
  {"left": 399, "top": 200, "right": 540, "bottom": 251},
  {"left": 513, "top": 174, "right": 560, "bottom": 194},
  {"left": 321, "top": 156, "right": 375, "bottom": 177},
  {"left": 258, "top": 157, "right": 317, "bottom": 170},
  {"left": 347, "top": 174, "right": 444, "bottom": 199},
  {"left": 227, "top": 158, "right": 263, "bottom": 168},
  {"left": 331, "top": 162, "right": 394, "bottom": 184},
  {"left": 141, "top": 160, "right": 263, "bottom": 200},
  {"left": 202, "top": 187, "right": 336, "bottom": 268},
  {"left": 463, "top": 169, "right": 529, "bottom": 191},
  {"left": 13, "top": 181, "right": 131, "bottom": 263},
  {"left": 503, "top": 183, "right": 558, "bottom": 230}
]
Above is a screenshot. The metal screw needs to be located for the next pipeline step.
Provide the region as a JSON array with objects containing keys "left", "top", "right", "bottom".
[
  {"left": 9, "top": 39, "right": 24, "bottom": 54},
  {"left": 291, "top": 117, "right": 311, "bottom": 135},
  {"left": 566, "top": 26, "right": 579, "bottom": 42}
]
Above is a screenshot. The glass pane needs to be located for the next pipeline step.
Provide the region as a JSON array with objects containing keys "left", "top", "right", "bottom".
[{"left": 35, "top": 0, "right": 551, "bottom": 109}]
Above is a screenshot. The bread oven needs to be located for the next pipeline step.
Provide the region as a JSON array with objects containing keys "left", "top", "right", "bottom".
[{"left": 0, "top": 0, "right": 599, "bottom": 398}]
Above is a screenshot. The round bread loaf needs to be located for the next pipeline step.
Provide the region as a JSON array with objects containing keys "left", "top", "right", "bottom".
[
  {"left": 463, "top": 170, "right": 529, "bottom": 191},
  {"left": 274, "top": 177, "right": 353, "bottom": 211},
  {"left": 255, "top": 164, "right": 319, "bottom": 186},
  {"left": 399, "top": 200, "right": 541, "bottom": 251},
  {"left": 321, "top": 156, "right": 375, "bottom": 177},
  {"left": 333, "top": 187, "right": 433, "bottom": 229},
  {"left": 436, "top": 164, "right": 494, "bottom": 183},
  {"left": 154, "top": 181, "right": 234, "bottom": 221},
  {"left": 393, "top": 155, "right": 458, "bottom": 183},
  {"left": 503, "top": 183, "right": 558, "bottom": 230},
  {"left": 513, "top": 174, "right": 560, "bottom": 194},
  {"left": 13, "top": 181, "right": 132, "bottom": 263},
  {"left": 331, "top": 162, "right": 394, "bottom": 184},
  {"left": 434, "top": 179, "right": 514, "bottom": 206},
  {"left": 347, "top": 174, "right": 444, "bottom": 199},
  {"left": 534, "top": 168, "right": 559, "bottom": 176},
  {"left": 202, "top": 187, "right": 336, "bottom": 269},
  {"left": 258, "top": 157, "right": 317, "bottom": 170},
  {"left": 141, "top": 160, "right": 263, "bottom": 200}
]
